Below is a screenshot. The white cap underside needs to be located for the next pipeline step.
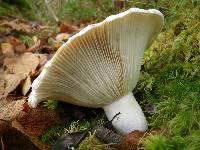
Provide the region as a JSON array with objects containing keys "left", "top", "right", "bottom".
[{"left": 28, "top": 8, "right": 164, "bottom": 108}]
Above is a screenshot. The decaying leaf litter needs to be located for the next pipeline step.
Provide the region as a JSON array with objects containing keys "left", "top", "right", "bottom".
[
  {"left": 0, "top": 13, "right": 80, "bottom": 149},
  {"left": 0, "top": 0, "right": 200, "bottom": 150}
]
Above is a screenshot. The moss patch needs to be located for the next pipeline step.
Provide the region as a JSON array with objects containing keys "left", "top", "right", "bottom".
[
  {"left": 79, "top": 132, "right": 116, "bottom": 150},
  {"left": 137, "top": 1, "right": 200, "bottom": 149}
]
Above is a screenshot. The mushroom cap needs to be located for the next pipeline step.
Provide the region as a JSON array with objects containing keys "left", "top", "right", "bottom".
[{"left": 29, "top": 8, "right": 164, "bottom": 108}]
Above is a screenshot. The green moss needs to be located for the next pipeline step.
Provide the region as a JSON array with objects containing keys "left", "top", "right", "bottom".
[
  {"left": 18, "top": 35, "right": 34, "bottom": 47},
  {"left": 43, "top": 100, "right": 58, "bottom": 110},
  {"left": 185, "top": 130, "right": 200, "bottom": 150},
  {"left": 141, "top": 134, "right": 168, "bottom": 150},
  {"left": 137, "top": 1, "right": 200, "bottom": 149},
  {"left": 41, "top": 124, "right": 63, "bottom": 144},
  {"left": 79, "top": 132, "right": 116, "bottom": 150},
  {"left": 167, "top": 136, "right": 186, "bottom": 150},
  {"left": 64, "top": 120, "right": 91, "bottom": 134},
  {"left": 169, "top": 111, "right": 199, "bottom": 136},
  {"left": 58, "top": 0, "right": 115, "bottom": 25},
  {"left": 0, "top": 1, "right": 37, "bottom": 20},
  {"left": 0, "top": 2, "right": 22, "bottom": 17},
  {"left": 41, "top": 115, "right": 105, "bottom": 146}
]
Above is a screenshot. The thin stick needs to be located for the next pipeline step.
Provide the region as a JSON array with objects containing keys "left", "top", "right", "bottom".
[
  {"left": 45, "top": 0, "right": 59, "bottom": 23},
  {"left": 1, "top": 136, "right": 5, "bottom": 150}
]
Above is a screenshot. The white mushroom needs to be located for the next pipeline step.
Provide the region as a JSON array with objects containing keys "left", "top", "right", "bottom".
[{"left": 28, "top": 8, "right": 164, "bottom": 135}]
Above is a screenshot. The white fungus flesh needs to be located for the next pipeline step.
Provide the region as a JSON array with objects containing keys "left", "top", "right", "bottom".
[{"left": 28, "top": 8, "right": 164, "bottom": 135}]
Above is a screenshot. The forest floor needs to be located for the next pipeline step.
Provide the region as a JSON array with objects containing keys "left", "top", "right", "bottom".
[{"left": 0, "top": 0, "right": 199, "bottom": 150}]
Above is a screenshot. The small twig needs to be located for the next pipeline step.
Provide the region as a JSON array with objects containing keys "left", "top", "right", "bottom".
[
  {"left": 45, "top": 0, "right": 59, "bottom": 23},
  {"left": 1, "top": 136, "right": 5, "bottom": 150},
  {"left": 103, "top": 112, "right": 121, "bottom": 131},
  {"left": 110, "top": 112, "right": 121, "bottom": 123}
]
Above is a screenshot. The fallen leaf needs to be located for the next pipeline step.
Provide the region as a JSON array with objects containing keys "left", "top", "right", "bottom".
[
  {"left": 0, "top": 98, "right": 26, "bottom": 122},
  {"left": 0, "top": 54, "right": 4, "bottom": 67},
  {"left": 0, "top": 69, "right": 5, "bottom": 96},
  {"left": 55, "top": 33, "right": 71, "bottom": 42},
  {"left": 21, "top": 75, "right": 31, "bottom": 95},
  {"left": 54, "top": 132, "right": 88, "bottom": 150},
  {"left": 11, "top": 120, "right": 51, "bottom": 150},
  {"left": 17, "top": 108, "right": 59, "bottom": 137},
  {"left": 114, "top": 0, "right": 125, "bottom": 9},
  {"left": 4, "top": 74, "right": 24, "bottom": 96},
  {"left": 1, "top": 43, "right": 14, "bottom": 57},
  {"left": 28, "top": 40, "right": 41, "bottom": 52},
  {"left": 0, "top": 78, "right": 4, "bottom": 95},
  {"left": 0, "top": 97, "right": 25, "bottom": 136},
  {"left": 54, "top": 116, "right": 123, "bottom": 149},
  {"left": 22, "top": 102, "right": 30, "bottom": 113},
  {"left": 54, "top": 42, "right": 63, "bottom": 50},
  {"left": 0, "top": 99, "right": 51, "bottom": 150},
  {"left": 17, "top": 22, "right": 32, "bottom": 33},
  {"left": 2, "top": 127, "right": 41, "bottom": 150},
  {"left": 0, "top": 120, "right": 10, "bottom": 135},
  {"left": 33, "top": 36, "right": 38, "bottom": 43},
  {"left": 59, "top": 22, "right": 80, "bottom": 33},
  {"left": 4, "top": 52, "right": 39, "bottom": 78},
  {"left": 36, "top": 54, "right": 48, "bottom": 67},
  {"left": 30, "top": 54, "right": 48, "bottom": 77},
  {"left": 2, "top": 53, "right": 39, "bottom": 97},
  {"left": 0, "top": 19, "right": 17, "bottom": 29},
  {"left": 8, "top": 36, "right": 27, "bottom": 53},
  {"left": 0, "top": 19, "right": 33, "bottom": 34}
]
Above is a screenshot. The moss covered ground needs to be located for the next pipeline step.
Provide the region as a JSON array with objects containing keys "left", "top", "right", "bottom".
[{"left": 136, "top": 1, "right": 200, "bottom": 149}]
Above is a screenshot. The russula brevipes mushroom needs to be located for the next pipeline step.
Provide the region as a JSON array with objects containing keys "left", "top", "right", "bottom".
[{"left": 28, "top": 8, "right": 164, "bottom": 135}]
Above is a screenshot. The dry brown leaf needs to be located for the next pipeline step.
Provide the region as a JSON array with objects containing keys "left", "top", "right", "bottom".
[
  {"left": 36, "top": 54, "right": 48, "bottom": 67},
  {"left": 31, "top": 54, "right": 48, "bottom": 77},
  {"left": 4, "top": 74, "right": 24, "bottom": 96},
  {"left": 0, "top": 78, "right": 4, "bottom": 95},
  {"left": 4, "top": 52, "right": 39, "bottom": 78},
  {"left": 0, "top": 69, "right": 5, "bottom": 96},
  {"left": 0, "top": 98, "right": 26, "bottom": 122},
  {"left": 33, "top": 36, "right": 38, "bottom": 43},
  {"left": 21, "top": 75, "right": 31, "bottom": 96},
  {"left": 59, "top": 22, "right": 80, "bottom": 33},
  {"left": 1, "top": 43, "right": 14, "bottom": 57},
  {"left": 8, "top": 36, "right": 27, "bottom": 53},
  {"left": 0, "top": 19, "right": 17, "bottom": 28},
  {"left": 0, "top": 19, "right": 33, "bottom": 34},
  {"left": 54, "top": 42, "right": 62, "bottom": 49},
  {"left": 22, "top": 102, "right": 30, "bottom": 113},
  {"left": 2, "top": 52, "right": 39, "bottom": 97},
  {"left": 0, "top": 120, "right": 10, "bottom": 135},
  {"left": 114, "top": 0, "right": 125, "bottom": 9},
  {"left": 28, "top": 40, "right": 41, "bottom": 52},
  {"left": 55, "top": 33, "right": 71, "bottom": 42},
  {"left": 17, "top": 23, "right": 32, "bottom": 33},
  {"left": 2, "top": 127, "right": 43, "bottom": 150},
  {"left": 17, "top": 108, "right": 59, "bottom": 137},
  {"left": 11, "top": 120, "right": 51, "bottom": 150}
]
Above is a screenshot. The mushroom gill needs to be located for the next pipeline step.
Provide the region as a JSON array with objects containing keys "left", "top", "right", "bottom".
[{"left": 28, "top": 8, "right": 164, "bottom": 134}]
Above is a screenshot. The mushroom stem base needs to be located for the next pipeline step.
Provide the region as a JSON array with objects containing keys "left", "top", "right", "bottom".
[{"left": 103, "top": 92, "right": 148, "bottom": 135}]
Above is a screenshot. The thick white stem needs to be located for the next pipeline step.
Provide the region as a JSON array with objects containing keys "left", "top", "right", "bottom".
[{"left": 103, "top": 92, "right": 148, "bottom": 135}]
